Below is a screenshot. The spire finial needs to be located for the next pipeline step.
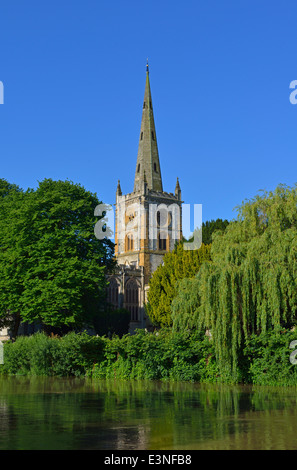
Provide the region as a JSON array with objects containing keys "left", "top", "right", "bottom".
[
  {"left": 175, "top": 177, "right": 181, "bottom": 199},
  {"left": 146, "top": 58, "right": 149, "bottom": 73},
  {"left": 116, "top": 179, "right": 122, "bottom": 196}
]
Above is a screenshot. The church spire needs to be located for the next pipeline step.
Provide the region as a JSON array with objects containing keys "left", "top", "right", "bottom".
[{"left": 133, "top": 62, "right": 163, "bottom": 193}]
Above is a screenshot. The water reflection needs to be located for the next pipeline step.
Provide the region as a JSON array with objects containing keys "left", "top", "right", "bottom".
[{"left": 0, "top": 377, "right": 296, "bottom": 449}]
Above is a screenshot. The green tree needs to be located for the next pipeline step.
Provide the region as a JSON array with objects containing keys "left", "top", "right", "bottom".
[
  {"left": 146, "top": 242, "right": 211, "bottom": 327},
  {"left": 0, "top": 179, "right": 24, "bottom": 335},
  {"left": 172, "top": 184, "right": 297, "bottom": 380},
  {"left": 202, "top": 218, "right": 230, "bottom": 245},
  {"left": 0, "top": 178, "right": 114, "bottom": 337},
  {"left": 187, "top": 218, "right": 230, "bottom": 246}
]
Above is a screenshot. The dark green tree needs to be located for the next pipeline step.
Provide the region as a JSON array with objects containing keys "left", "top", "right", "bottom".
[
  {"left": 93, "top": 308, "right": 130, "bottom": 338},
  {"left": 0, "top": 179, "right": 24, "bottom": 335},
  {"left": 0, "top": 178, "right": 114, "bottom": 337},
  {"left": 202, "top": 218, "right": 230, "bottom": 245}
]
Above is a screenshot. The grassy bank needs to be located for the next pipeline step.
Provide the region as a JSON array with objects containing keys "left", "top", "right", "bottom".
[{"left": 1, "top": 328, "right": 297, "bottom": 385}]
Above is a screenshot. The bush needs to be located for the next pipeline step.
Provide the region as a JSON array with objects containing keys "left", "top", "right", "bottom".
[
  {"left": 2, "top": 328, "right": 297, "bottom": 385},
  {"left": 1, "top": 336, "right": 32, "bottom": 375},
  {"left": 91, "top": 329, "right": 220, "bottom": 382},
  {"left": 243, "top": 328, "right": 297, "bottom": 386},
  {"left": 0, "top": 332, "right": 105, "bottom": 377}
]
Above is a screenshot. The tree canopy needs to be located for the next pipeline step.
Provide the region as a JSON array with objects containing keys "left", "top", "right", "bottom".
[
  {"left": 146, "top": 242, "right": 211, "bottom": 327},
  {"left": 202, "top": 219, "right": 230, "bottom": 245},
  {"left": 0, "top": 178, "right": 114, "bottom": 337},
  {"left": 172, "top": 184, "right": 297, "bottom": 380}
]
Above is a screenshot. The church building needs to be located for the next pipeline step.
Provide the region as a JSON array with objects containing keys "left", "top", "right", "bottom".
[
  {"left": 0, "top": 63, "right": 183, "bottom": 341},
  {"left": 107, "top": 63, "right": 183, "bottom": 332}
]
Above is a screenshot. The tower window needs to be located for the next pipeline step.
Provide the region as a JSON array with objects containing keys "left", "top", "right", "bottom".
[
  {"left": 157, "top": 211, "right": 160, "bottom": 226},
  {"left": 150, "top": 101, "right": 152, "bottom": 109},
  {"left": 151, "top": 131, "right": 155, "bottom": 140},
  {"left": 143, "top": 102, "right": 146, "bottom": 108},
  {"left": 154, "top": 163, "right": 157, "bottom": 172},
  {"left": 157, "top": 209, "right": 171, "bottom": 228},
  {"left": 126, "top": 234, "right": 134, "bottom": 251},
  {"left": 158, "top": 233, "right": 168, "bottom": 251},
  {"left": 137, "top": 163, "right": 140, "bottom": 173},
  {"left": 140, "top": 132, "right": 143, "bottom": 140}
]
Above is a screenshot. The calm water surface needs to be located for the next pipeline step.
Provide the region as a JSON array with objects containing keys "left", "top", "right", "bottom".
[{"left": 0, "top": 376, "right": 297, "bottom": 450}]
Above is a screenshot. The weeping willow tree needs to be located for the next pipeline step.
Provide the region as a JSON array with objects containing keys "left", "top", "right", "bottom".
[{"left": 172, "top": 184, "right": 297, "bottom": 380}]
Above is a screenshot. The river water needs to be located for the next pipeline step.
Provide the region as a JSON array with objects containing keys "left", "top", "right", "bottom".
[{"left": 0, "top": 376, "right": 297, "bottom": 450}]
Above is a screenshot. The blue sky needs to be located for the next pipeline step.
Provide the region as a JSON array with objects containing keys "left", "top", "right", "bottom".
[{"left": 1, "top": 0, "right": 297, "bottom": 228}]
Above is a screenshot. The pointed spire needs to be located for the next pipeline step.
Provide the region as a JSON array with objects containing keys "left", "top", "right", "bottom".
[
  {"left": 133, "top": 63, "right": 163, "bottom": 193},
  {"left": 175, "top": 177, "right": 181, "bottom": 200},
  {"left": 116, "top": 179, "right": 122, "bottom": 196}
]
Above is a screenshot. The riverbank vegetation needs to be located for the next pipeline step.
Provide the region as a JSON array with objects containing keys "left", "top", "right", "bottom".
[{"left": 1, "top": 328, "right": 297, "bottom": 385}]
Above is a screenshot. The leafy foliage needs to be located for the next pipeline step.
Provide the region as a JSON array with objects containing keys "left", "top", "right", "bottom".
[
  {"left": 172, "top": 185, "right": 297, "bottom": 380},
  {"left": 2, "top": 328, "right": 297, "bottom": 385},
  {"left": 0, "top": 330, "right": 218, "bottom": 381},
  {"left": 243, "top": 327, "right": 297, "bottom": 385},
  {"left": 202, "top": 219, "right": 230, "bottom": 245},
  {"left": 146, "top": 242, "right": 211, "bottom": 327},
  {"left": 0, "top": 178, "right": 114, "bottom": 334},
  {"left": 187, "top": 218, "right": 230, "bottom": 247},
  {"left": 1, "top": 332, "right": 105, "bottom": 377}
]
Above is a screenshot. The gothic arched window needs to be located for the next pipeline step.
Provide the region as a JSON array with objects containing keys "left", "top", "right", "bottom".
[
  {"left": 124, "top": 279, "right": 140, "bottom": 321},
  {"left": 107, "top": 277, "right": 119, "bottom": 309},
  {"left": 158, "top": 232, "right": 168, "bottom": 251}
]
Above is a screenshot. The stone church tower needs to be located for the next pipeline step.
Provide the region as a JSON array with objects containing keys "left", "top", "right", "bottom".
[{"left": 107, "top": 63, "right": 182, "bottom": 332}]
